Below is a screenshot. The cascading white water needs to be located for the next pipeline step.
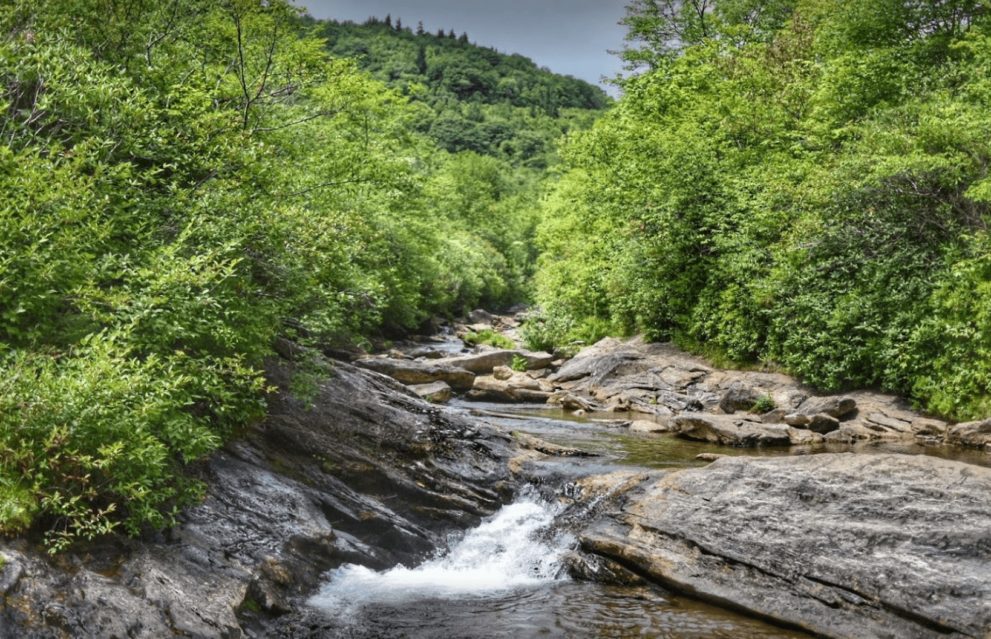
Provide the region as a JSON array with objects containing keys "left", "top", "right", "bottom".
[{"left": 308, "top": 495, "right": 573, "bottom": 614}]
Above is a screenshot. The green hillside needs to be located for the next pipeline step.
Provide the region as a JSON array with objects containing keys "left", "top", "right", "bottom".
[{"left": 311, "top": 17, "right": 611, "bottom": 167}]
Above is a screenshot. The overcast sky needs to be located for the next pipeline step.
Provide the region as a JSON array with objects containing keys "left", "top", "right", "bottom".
[{"left": 296, "top": 0, "right": 629, "bottom": 95}]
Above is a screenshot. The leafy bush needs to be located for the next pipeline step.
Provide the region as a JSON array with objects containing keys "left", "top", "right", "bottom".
[
  {"left": 0, "top": 0, "right": 578, "bottom": 549},
  {"left": 510, "top": 354, "right": 529, "bottom": 372},
  {"left": 533, "top": 0, "right": 991, "bottom": 420},
  {"left": 464, "top": 329, "right": 516, "bottom": 350},
  {"left": 750, "top": 396, "right": 777, "bottom": 415}
]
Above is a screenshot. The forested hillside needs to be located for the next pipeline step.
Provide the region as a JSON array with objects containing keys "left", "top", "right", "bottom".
[
  {"left": 314, "top": 17, "right": 609, "bottom": 166},
  {"left": 530, "top": 0, "right": 991, "bottom": 421},
  {"left": 0, "top": 1, "right": 603, "bottom": 548}
]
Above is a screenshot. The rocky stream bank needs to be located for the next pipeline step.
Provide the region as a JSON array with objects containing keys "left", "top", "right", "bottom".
[{"left": 1, "top": 312, "right": 989, "bottom": 638}]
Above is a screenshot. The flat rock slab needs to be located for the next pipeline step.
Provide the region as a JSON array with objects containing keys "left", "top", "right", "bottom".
[
  {"left": 356, "top": 357, "right": 475, "bottom": 390},
  {"left": 409, "top": 380, "right": 453, "bottom": 403},
  {"left": 438, "top": 349, "right": 554, "bottom": 375},
  {"left": 582, "top": 454, "right": 991, "bottom": 639},
  {"left": 674, "top": 414, "right": 820, "bottom": 447}
]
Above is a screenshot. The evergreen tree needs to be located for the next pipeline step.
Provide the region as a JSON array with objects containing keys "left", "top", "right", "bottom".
[
  {"left": 416, "top": 44, "right": 428, "bottom": 74},
  {"left": 459, "top": 32, "right": 469, "bottom": 44},
  {"left": 417, "top": 21, "right": 425, "bottom": 36},
  {"left": 448, "top": 29, "right": 456, "bottom": 38},
  {"left": 384, "top": 13, "right": 392, "bottom": 28},
  {"left": 395, "top": 17, "right": 403, "bottom": 31}
]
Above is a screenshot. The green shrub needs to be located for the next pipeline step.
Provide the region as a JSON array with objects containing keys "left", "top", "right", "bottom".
[
  {"left": 531, "top": 1, "right": 991, "bottom": 421},
  {"left": 0, "top": 0, "right": 561, "bottom": 550},
  {"left": 750, "top": 396, "right": 777, "bottom": 415},
  {"left": 464, "top": 329, "right": 515, "bottom": 350},
  {"left": 510, "top": 354, "right": 529, "bottom": 372}
]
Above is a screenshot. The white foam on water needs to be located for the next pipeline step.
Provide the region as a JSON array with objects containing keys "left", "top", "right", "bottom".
[{"left": 308, "top": 496, "right": 573, "bottom": 614}]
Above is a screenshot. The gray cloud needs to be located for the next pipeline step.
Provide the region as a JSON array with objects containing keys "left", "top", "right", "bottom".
[{"left": 295, "top": 0, "right": 629, "bottom": 95}]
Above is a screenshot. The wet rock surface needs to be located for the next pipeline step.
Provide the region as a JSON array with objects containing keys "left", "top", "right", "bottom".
[
  {"left": 355, "top": 357, "right": 476, "bottom": 391},
  {"left": 579, "top": 454, "right": 991, "bottom": 639},
  {"left": 0, "top": 357, "right": 517, "bottom": 639}
]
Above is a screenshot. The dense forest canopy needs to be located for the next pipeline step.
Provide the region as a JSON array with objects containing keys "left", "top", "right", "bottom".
[
  {"left": 0, "top": 0, "right": 604, "bottom": 549},
  {"left": 530, "top": 0, "right": 991, "bottom": 421}
]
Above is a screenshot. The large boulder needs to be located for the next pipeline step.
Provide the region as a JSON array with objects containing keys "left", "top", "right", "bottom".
[
  {"left": 467, "top": 375, "right": 553, "bottom": 403},
  {"left": 797, "top": 395, "right": 857, "bottom": 419},
  {"left": 355, "top": 357, "right": 475, "bottom": 390},
  {"left": 409, "top": 381, "right": 453, "bottom": 403},
  {"left": 581, "top": 454, "right": 991, "bottom": 639},
  {"left": 718, "top": 385, "right": 761, "bottom": 414},
  {"left": 947, "top": 419, "right": 991, "bottom": 449},
  {"left": 674, "top": 414, "right": 793, "bottom": 447}
]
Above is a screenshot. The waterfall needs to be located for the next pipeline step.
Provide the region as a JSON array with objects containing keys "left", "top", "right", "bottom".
[{"left": 309, "top": 493, "right": 573, "bottom": 614}]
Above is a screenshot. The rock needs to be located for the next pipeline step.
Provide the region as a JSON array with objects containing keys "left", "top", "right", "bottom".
[
  {"left": 467, "top": 376, "right": 552, "bottom": 403},
  {"left": 492, "top": 365, "right": 514, "bottom": 381},
  {"left": 947, "top": 419, "right": 991, "bottom": 449},
  {"left": 807, "top": 413, "right": 841, "bottom": 434},
  {"left": 718, "top": 385, "right": 761, "bottom": 414},
  {"left": 784, "top": 413, "right": 811, "bottom": 427},
  {"left": 0, "top": 357, "right": 518, "bottom": 638},
  {"left": 865, "top": 411, "right": 912, "bottom": 433},
  {"left": 562, "top": 551, "right": 646, "bottom": 586},
  {"left": 798, "top": 395, "right": 857, "bottom": 419},
  {"left": 409, "top": 381, "right": 452, "bottom": 403},
  {"left": 513, "top": 432, "right": 596, "bottom": 457},
  {"left": 629, "top": 419, "right": 674, "bottom": 434},
  {"left": 467, "top": 309, "right": 494, "bottom": 325},
  {"left": 355, "top": 358, "right": 475, "bottom": 391},
  {"left": 674, "top": 415, "right": 791, "bottom": 447},
  {"left": 788, "top": 428, "right": 825, "bottom": 445},
  {"left": 548, "top": 338, "right": 649, "bottom": 384},
  {"left": 694, "top": 453, "right": 727, "bottom": 462},
  {"left": 406, "top": 346, "right": 446, "bottom": 359},
  {"left": 548, "top": 392, "right": 600, "bottom": 412},
  {"left": 581, "top": 454, "right": 991, "bottom": 639},
  {"left": 0, "top": 554, "right": 23, "bottom": 595},
  {"left": 439, "top": 350, "right": 554, "bottom": 375},
  {"left": 824, "top": 423, "right": 877, "bottom": 443},
  {"left": 761, "top": 408, "right": 788, "bottom": 424},
  {"left": 911, "top": 417, "right": 948, "bottom": 438},
  {"left": 544, "top": 337, "right": 964, "bottom": 447}
]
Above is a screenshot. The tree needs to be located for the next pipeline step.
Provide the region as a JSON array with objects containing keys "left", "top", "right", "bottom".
[
  {"left": 416, "top": 43, "right": 428, "bottom": 74},
  {"left": 395, "top": 17, "right": 402, "bottom": 31},
  {"left": 620, "top": 0, "right": 797, "bottom": 68},
  {"left": 459, "top": 32, "right": 469, "bottom": 43},
  {"left": 417, "top": 20, "right": 425, "bottom": 36},
  {"left": 384, "top": 13, "right": 392, "bottom": 28}
]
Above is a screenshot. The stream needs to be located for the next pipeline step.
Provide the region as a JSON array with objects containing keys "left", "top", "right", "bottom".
[
  {"left": 305, "top": 402, "right": 816, "bottom": 638},
  {"left": 305, "top": 333, "right": 988, "bottom": 638}
]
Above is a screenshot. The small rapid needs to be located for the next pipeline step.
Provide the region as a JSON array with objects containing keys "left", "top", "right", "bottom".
[{"left": 308, "top": 494, "right": 573, "bottom": 614}]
